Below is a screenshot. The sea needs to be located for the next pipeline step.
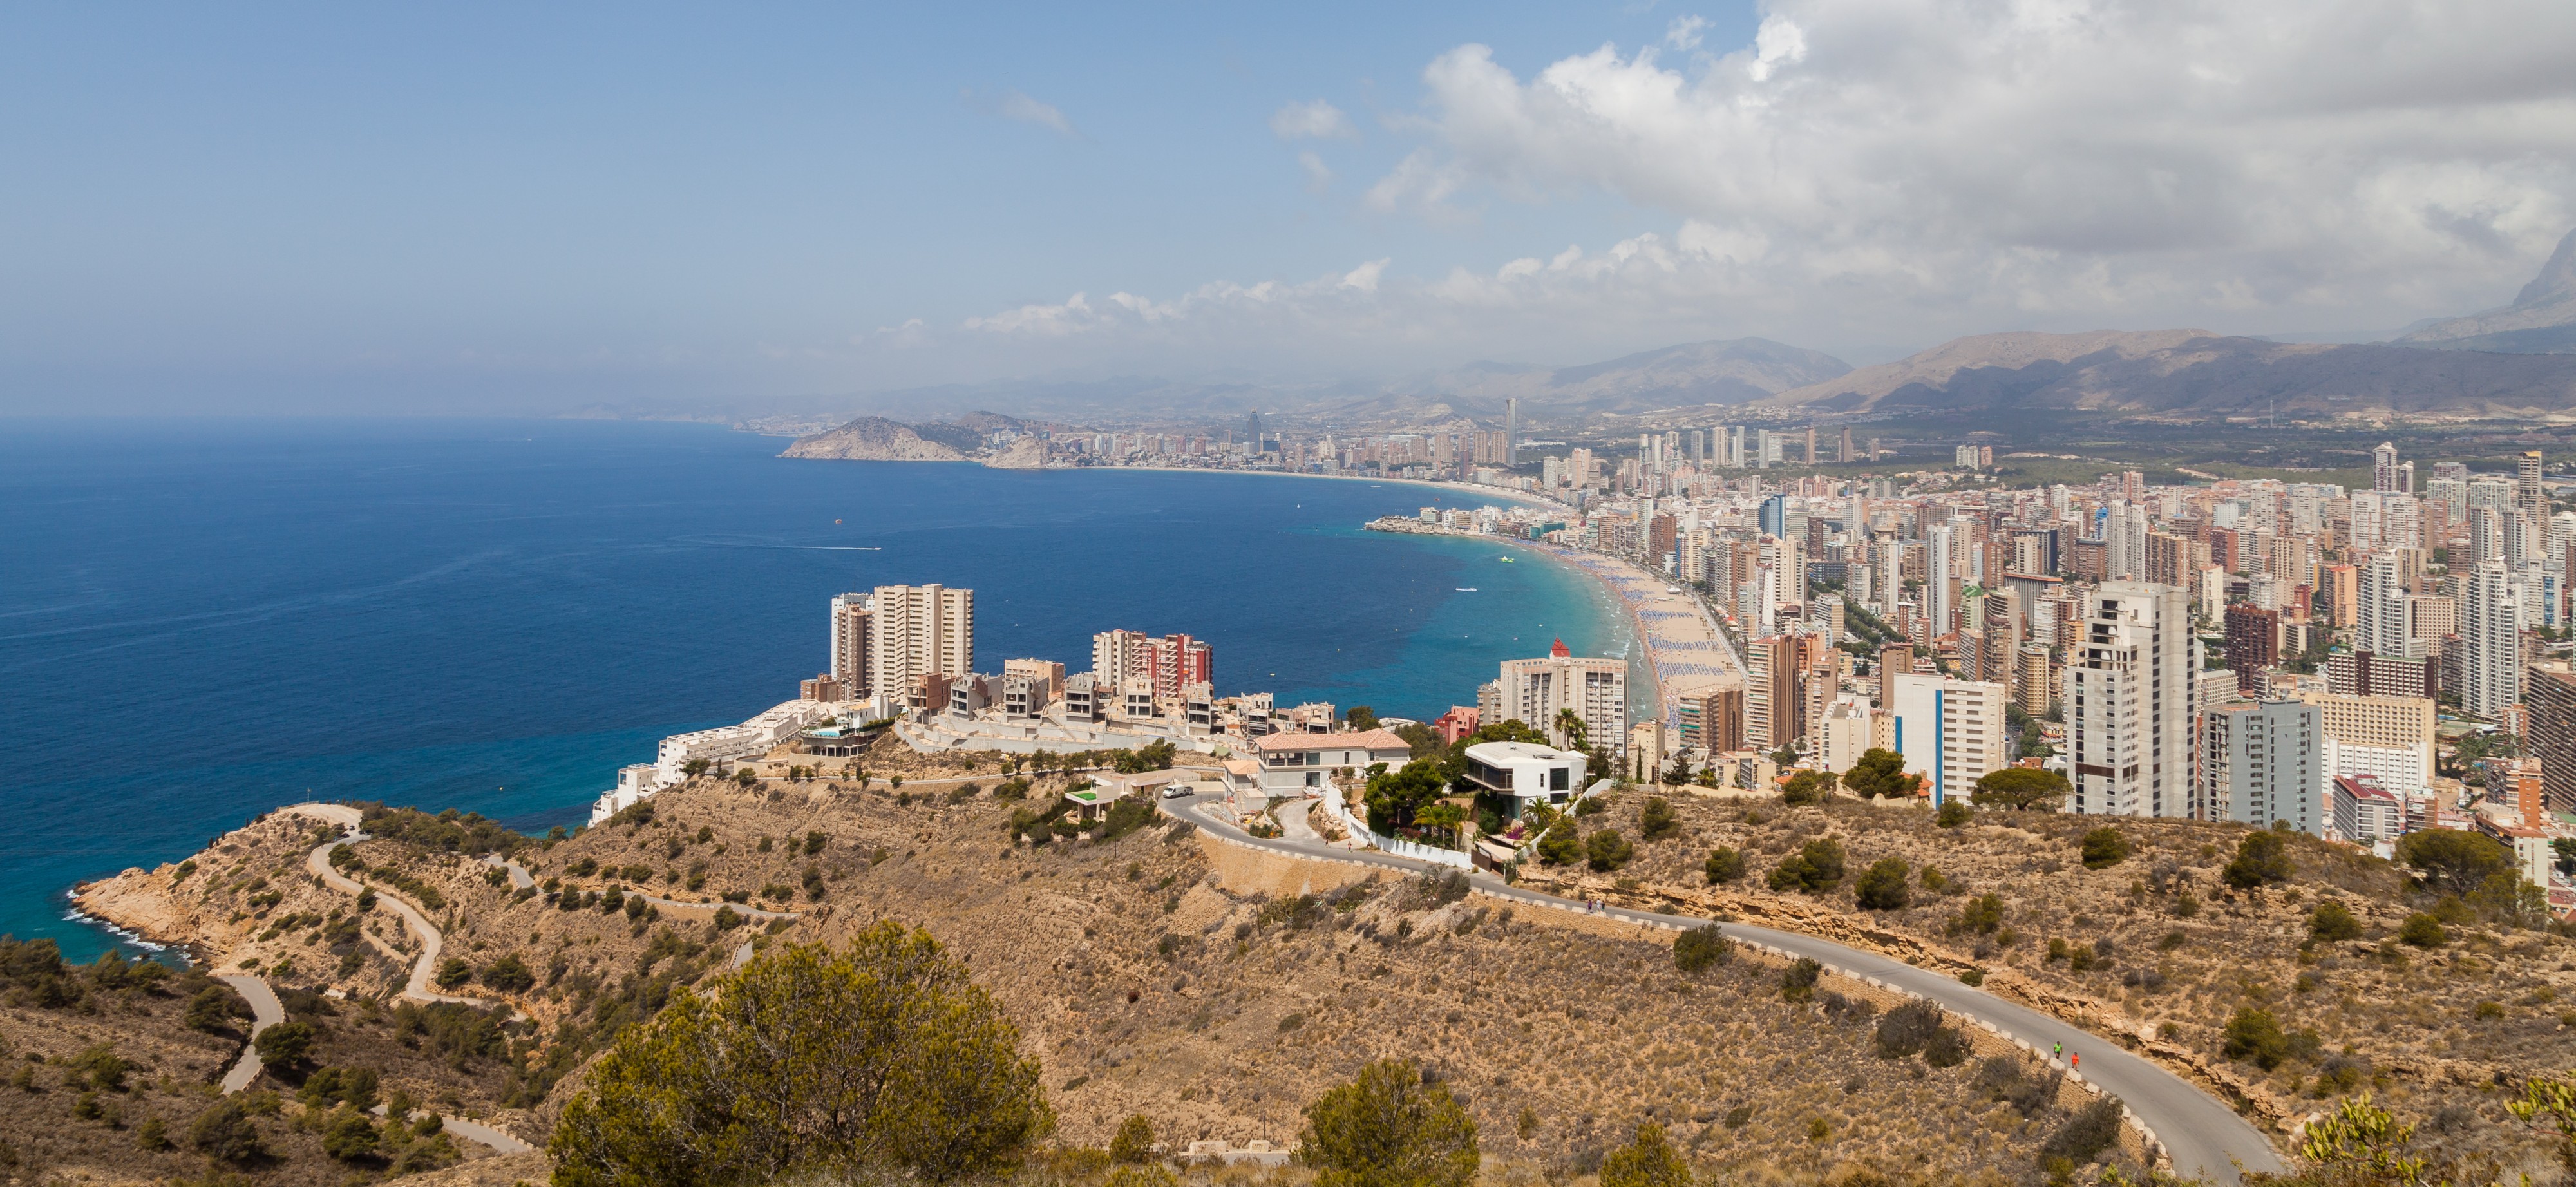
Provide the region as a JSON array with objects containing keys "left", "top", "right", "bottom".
[{"left": 1, "top": 417, "right": 1633, "bottom": 960}]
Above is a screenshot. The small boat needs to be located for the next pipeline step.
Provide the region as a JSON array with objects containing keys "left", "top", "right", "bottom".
[
  {"left": 1498, "top": 556, "right": 1515, "bottom": 563},
  {"left": 1455, "top": 587, "right": 1478, "bottom": 592}
]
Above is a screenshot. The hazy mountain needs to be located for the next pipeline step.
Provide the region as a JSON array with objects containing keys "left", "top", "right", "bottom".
[
  {"left": 1388, "top": 337, "right": 1854, "bottom": 415},
  {"left": 1762, "top": 328, "right": 2576, "bottom": 417},
  {"left": 2396, "top": 229, "right": 2576, "bottom": 354}
]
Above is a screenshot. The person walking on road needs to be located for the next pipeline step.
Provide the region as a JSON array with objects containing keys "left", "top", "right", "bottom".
[{"left": 2052, "top": 1042, "right": 2061, "bottom": 1061}]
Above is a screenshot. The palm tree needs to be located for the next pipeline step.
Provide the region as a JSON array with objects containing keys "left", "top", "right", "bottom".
[{"left": 1553, "top": 708, "right": 1589, "bottom": 753}]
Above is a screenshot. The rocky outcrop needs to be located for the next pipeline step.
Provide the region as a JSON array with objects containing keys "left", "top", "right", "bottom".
[
  {"left": 2398, "top": 228, "right": 2576, "bottom": 354},
  {"left": 981, "top": 434, "right": 1048, "bottom": 470},
  {"left": 1759, "top": 327, "right": 2576, "bottom": 417},
  {"left": 780, "top": 417, "right": 969, "bottom": 462}
]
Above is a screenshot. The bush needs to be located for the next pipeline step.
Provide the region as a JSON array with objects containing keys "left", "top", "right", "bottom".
[
  {"left": 1970, "top": 766, "right": 2067, "bottom": 811},
  {"left": 1935, "top": 799, "right": 1973, "bottom": 828},
  {"left": 1598, "top": 1121, "right": 1690, "bottom": 1187},
  {"left": 1955, "top": 893, "right": 2004, "bottom": 935},
  {"left": 189, "top": 1099, "right": 266, "bottom": 1163},
  {"left": 1924, "top": 1025, "right": 1971, "bottom": 1068},
  {"left": 1638, "top": 797, "right": 1678, "bottom": 841},
  {"left": 1781, "top": 958, "right": 1821, "bottom": 1001},
  {"left": 2397, "top": 828, "right": 2513, "bottom": 897},
  {"left": 550, "top": 922, "right": 1053, "bottom": 1185},
  {"left": 480, "top": 953, "right": 535, "bottom": 992},
  {"left": 1876, "top": 1000, "right": 1943, "bottom": 1058},
  {"left": 1781, "top": 770, "right": 1837, "bottom": 806},
  {"left": 1768, "top": 838, "right": 1847, "bottom": 894},
  {"left": 1855, "top": 858, "right": 1911, "bottom": 910},
  {"left": 2308, "top": 901, "right": 2363, "bottom": 943},
  {"left": 2079, "top": 826, "right": 2130, "bottom": 869},
  {"left": 254, "top": 1020, "right": 316, "bottom": 1067},
  {"left": 2400, "top": 913, "right": 2447, "bottom": 948},
  {"left": 1585, "top": 830, "right": 1635, "bottom": 871},
  {"left": 2223, "top": 1007, "right": 2289, "bottom": 1069},
  {"left": 1296, "top": 1059, "right": 1479, "bottom": 1187},
  {"left": 1703, "top": 847, "right": 1745, "bottom": 884},
  {"left": 322, "top": 1108, "right": 379, "bottom": 1161},
  {"left": 1672, "top": 924, "right": 1732, "bottom": 974},
  {"left": 2041, "top": 1098, "right": 2126, "bottom": 1166},
  {"left": 1109, "top": 1114, "right": 1155, "bottom": 1164},
  {"left": 2223, "top": 831, "right": 2295, "bottom": 889},
  {"left": 1535, "top": 819, "right": 1582, "bottom": 866},
  {"left": 433, "top": 956, "right": 471, "bottom": 989}
]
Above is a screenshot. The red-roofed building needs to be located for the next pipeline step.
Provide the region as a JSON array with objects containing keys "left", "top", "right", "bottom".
[{"left": 2331, "top": 775, "right": 2403, "bottom": 847}]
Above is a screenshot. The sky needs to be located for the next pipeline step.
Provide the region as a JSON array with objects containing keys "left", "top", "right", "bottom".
[{"left": 5, "top": 1, "right": 2575, "bottom": 415}]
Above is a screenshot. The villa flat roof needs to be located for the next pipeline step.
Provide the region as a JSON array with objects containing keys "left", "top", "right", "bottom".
[{"left": 1254, "top": 728, "right": 1410, "bottom": 754}]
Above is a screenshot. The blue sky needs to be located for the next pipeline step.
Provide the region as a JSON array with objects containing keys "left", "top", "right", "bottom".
[{"left": 5, "top": 1, "right": 2571, "bottom": 414}]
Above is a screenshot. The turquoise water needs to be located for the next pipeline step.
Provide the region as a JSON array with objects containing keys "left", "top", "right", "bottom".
[{"left": 1, "top": 418, "right": 1624, "bottom": 959}]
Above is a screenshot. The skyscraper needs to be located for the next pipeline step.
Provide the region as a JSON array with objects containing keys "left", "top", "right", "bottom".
[
  {"left": 2372, "top": 442, "right": 2400, "bottom": 493},
  {"left": 2355, "top": 552, "right": 2416, "bottom": 658},
  {"left": 2520, "top": 450, "right": 2546, "bottom": 523},
  {"left": 1889, "top": 672, "right": 2007, "bottom": 807},
  {"left": 1927, "top": 524, "right": 1957, "bottom": 634},
  {"left": 2069, "top": 581, "right": 2197, "bottom": 818},
  {"left": 829, "top": 591, "right": 874, "bottom": 693},
  {"left": 1743, "top": 634, "right": 1800, "bottom": 752},
  {"left": 1499, "top": 641, "right": 1626, "bottom": 751},
  {"left": 868, "top": 584, "right": 974, "bottom": 707},
  {"left": 2199, "top": 700, "right": 2325, "bottom": 833},
  {"left": 2459, "top": 560, "right": 2523, "bottom": 719},
  {"left": 1505, "top": 398, "right": 1520, "bottom": 466}
]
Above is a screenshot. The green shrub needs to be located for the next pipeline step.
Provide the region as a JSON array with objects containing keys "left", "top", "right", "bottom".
[
  {"left": 2308, "top": 901, "right": 2363, "bottom": 943},
  {"left": 2223, "top": 831, "right": 2295, "bottom": 889},
  {"left": 1703, "top": 847, "right": 1745, "bottom": 884},
  {"left": 2222, "top": 1007, "right": 2289, "bottom": 1069},
  {"left": 1109, "top": 1114, "right": 1155, "bottom": 1164},
  {"left": 1638, "top": 798, "right": 1678, "bottom": 841},
  {"left": 1768, "top": 838, "right": 1848, "bottom": 895},
  {"left": 1296, "top": 1059, "right": 1477, "bottom": 1187},
  {"left": 1781, "top": 958, "right": 1821, "bottom": 1002},
  {"left": 1535, "top": 819, "right": 1582, "bottom": 866},
  {"left": 1935, "top": 799, "right": 1973, "bottom": 828},
  {"left": 1875, "top": 1000, "right": 1943, "bottom": 1058},
  {"left": 1672, "top": 925, "right": 1732, "bottom": 974},
  {"left": 1855, "top": 858, "right": 1911, "bottom": 910},
  {"left": 254, "top": 1021, "right": 315, "bottom": 1068},
  {"left": 2400, "top": 913, "right": 2447, "bottom": 948},
  {"left": 1584, "top": 830, "right": 1634, "bottom": 872},
  {"left": 2041, "top": 1098, "right": 2125, "bottom": 1166},
  {"left": 1598, "top": 1121, "right": 1690, "bottom": 1187},
  {"left": 2078, "top": 826, "right": 2130, "bottom": 869},
  {"left": 1781, "top": 770, "right": 1837, "bottom": 806}
]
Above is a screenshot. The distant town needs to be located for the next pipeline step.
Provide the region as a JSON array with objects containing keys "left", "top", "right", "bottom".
[{"left": 610, "top": 430, "right": 2576, "bottom": 918}]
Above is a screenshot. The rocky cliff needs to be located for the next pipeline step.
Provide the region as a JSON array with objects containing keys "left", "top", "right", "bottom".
[
  {"left": 779, "top": 416, "right": 969, "bottom": 461},
  {"left": 2398, "top": 228, "right": 2576, "bottom": 354}
]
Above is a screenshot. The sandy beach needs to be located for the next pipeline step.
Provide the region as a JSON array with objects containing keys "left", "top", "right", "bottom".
[{"left": 1525, "top": 543, "right": 1744, "bottom": 732}]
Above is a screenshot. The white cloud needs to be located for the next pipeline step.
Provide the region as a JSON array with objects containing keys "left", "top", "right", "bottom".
[
  {"left": 995, "top": 90, "right": 1077, "bottom": 137},
  {"left": 1665, "top": 14, "right": 1709, "bottom": 51},
  {"left": 1298, "top": 150, "right": 1334, "bottom": 193},
  {"left": 1367, "top": 1, "right": 2576, "bottom": 329},
  {"left": 860, "top": 3, "right": 2576, "bottom": 386},
  {"left": 1269, "top": 99, "right": 1357, "bottom": 140}
]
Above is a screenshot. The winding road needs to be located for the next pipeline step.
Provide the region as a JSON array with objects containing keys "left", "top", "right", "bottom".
[
  {"left": 1164, "top": 791, "right": 2284, "bottom": 1184},
  {"left": 213, "top": 974, "right": 283, "bottom": 1094}
]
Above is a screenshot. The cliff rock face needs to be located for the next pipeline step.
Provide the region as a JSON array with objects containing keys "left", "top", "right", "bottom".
[
  {"left": 2398, "top": 228, "right": 2576, "bottom": 354},
  {"left": 1760, "top": 328, "right": 2576, "bottom": 417},
  {"left": 780, "top": 417, "right": 969, "bottom": 461},
  {"left": 981, "top": 434, "right": 1047, "bottom": 469}
]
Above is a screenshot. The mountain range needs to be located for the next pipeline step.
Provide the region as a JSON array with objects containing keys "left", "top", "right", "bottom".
[{"left": 771, "top": 228, "right": 2576, "bottom": 434}]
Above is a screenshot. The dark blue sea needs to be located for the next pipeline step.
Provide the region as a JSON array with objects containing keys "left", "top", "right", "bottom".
[{"left": 1, "top": 417, "right": 1627, "bottom": 960}]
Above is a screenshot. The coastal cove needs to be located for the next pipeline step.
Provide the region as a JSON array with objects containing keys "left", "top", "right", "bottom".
[{"left": 1, "top": 417, "right": 1633, "bottom": 960}]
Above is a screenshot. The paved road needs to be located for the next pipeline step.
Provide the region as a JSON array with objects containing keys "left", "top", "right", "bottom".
[
  {"left": 1166, "top": 792, "right": 2283, "bottom": 1184},
  {"left": 305, "top": 835, "right": 488, "bottom": 1007},
  {"left": 370, "top": 1104, "right": 536, "bottom": 1154},
  {"left": 213, "top": 974, "right": 283, "bottom": 1094}
]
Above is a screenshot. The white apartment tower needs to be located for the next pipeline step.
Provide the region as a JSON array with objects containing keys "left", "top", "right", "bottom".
[
  {"left": 2200, "top": 700, "right": 2326, "bottom": 833},
  {"left": 2372, "top": 442, "right": 2400, "bottom": 493},
  {"left": 1927, "top": 524, "right": 1956, "bottom": 634},
  {"left": 1888, "top": 673, "right": 2008, "bottom": 807},
  {"left": 2459, "top": 560, "right": 2523, "bottom": 719},
  {"left": 2068, "top": 581, "right": 2197, "bottom": 818},
  {"left": 867, "top": 584, "right": 974, "bottom": 707},
  {"left": 2355, "top": 551, "right": 2418, "bottom": 659},
  {"left": 1499, "top": 646, "right": 1628, "bottom": 753}
]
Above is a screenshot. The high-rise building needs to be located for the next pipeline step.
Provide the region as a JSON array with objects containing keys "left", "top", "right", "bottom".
[
  {"left": 2528, "top": 663, "right": 2576, "bottom": 817},
  {"left": 1677, "top": 678, "right": 1745, "bottom": 755},
  {"left": 2200, "top": 700, "right": 2325, "bottom": 833},
  {"left": 1505, "top": 398, "right": 1520, "bottom": 466},
  {"left": 1889, "top": 673, "right": 2008, "bottom": 807},
  {"left": 1878, "top": 641, "right": 1913, "bottom": 708},
  {"left": 2355, "top": 552, "right": 2416, "bottom": 658},
  {"left": 2520, "top": 450, "right": 2546, "bottom": 523},
  {"left": 1499, "top": 640, "right": 1627, "bottom": 752},
  {"left": 1146, "top": 633, "right": 1212, "bottom": 703},
  {"left": 2372, "top": 442, "right": 2400, "bottom": 493},
  {"left": 2069, "top": 581, "right": 2197, "bottom": 818},
  {"left": 869, "top": 584, "right": 974, "bottom": 707},
  {"left": 2015, "top": 643, "right": 2055, "bottom": 718},
  {"left": 1744, "top": 635, "right": 1801, "bottom": 752},
  {"left": 1928, "top": 523, "right": 1958, "bottom": 634},
  {"left": 829, "top": 591, "right": 874, "bottom": 694},
  {"left": 2224, "top": 604, "right": 2280, "bottom": 694},
  {"left": 2459, "top": 560, "right": 2523, "bottom": 719},
  {"left": 2298, "top": 690, "right": 2436, "bottom": 798}
]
